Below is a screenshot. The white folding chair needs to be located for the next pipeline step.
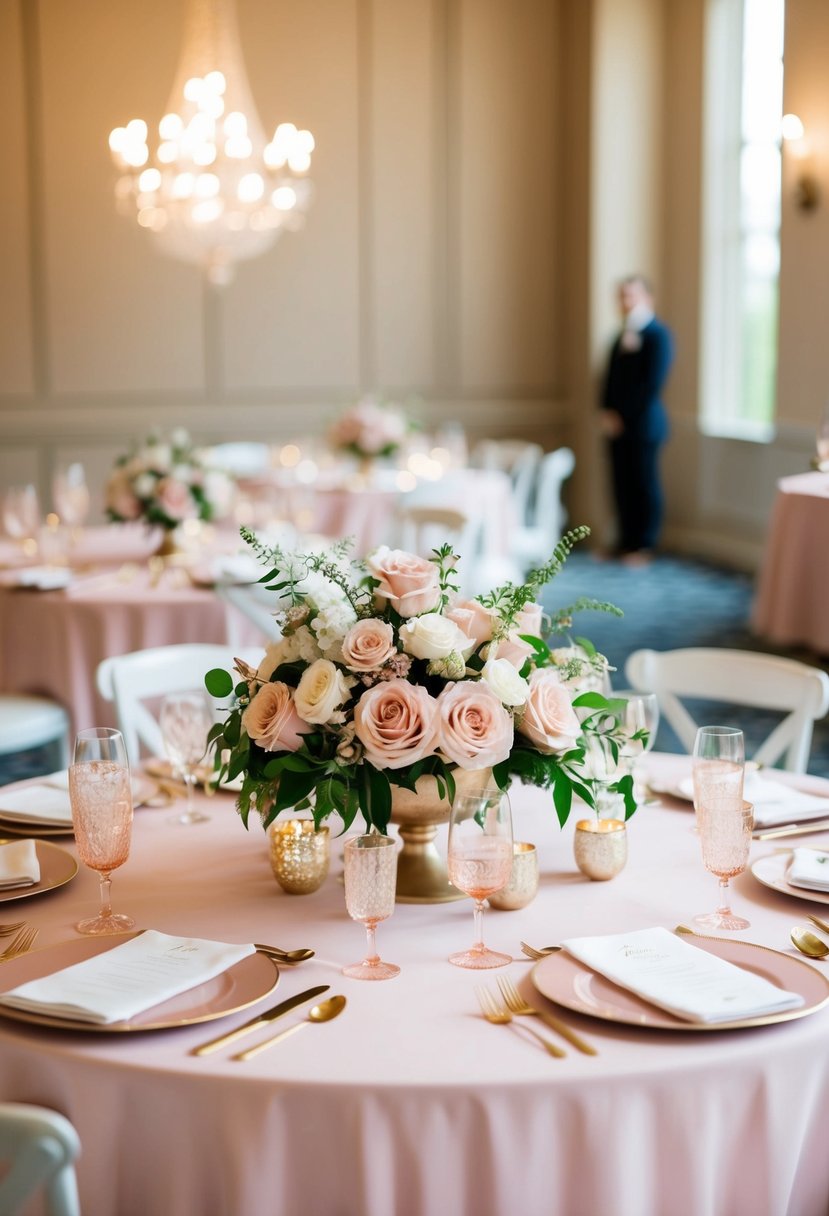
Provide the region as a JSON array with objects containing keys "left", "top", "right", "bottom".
[
  {"left": 0, "top": 1103, "right": 81, "bottom": 1216},
  {"left": 470, "top": 439, "right": 543, "bottom": 528},
  {"left": 96, "top": 643, "right": 261, "bottom": 765},
  {"left": 0, "top": 695, "right": 70, "bottom": 767},
  {"left": 512, "top": 447, "right": 576, "bottom": 571},
  {"left": 625, "top": 647, "right": 829, "bottom": 773}
]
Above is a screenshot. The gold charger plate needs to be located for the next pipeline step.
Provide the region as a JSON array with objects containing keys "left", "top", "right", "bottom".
[
  {"left": 531, "top": 934, "right": 829, "bottom": 1031},
  {"left": 0, "top": 840, "right": 78, "bottom": 903},
  {"left": 751, "top": 851, "right": 829, "bottom": 906},
  {"left": 0, "top": 935, "right": 279, "bottom": 1033}
]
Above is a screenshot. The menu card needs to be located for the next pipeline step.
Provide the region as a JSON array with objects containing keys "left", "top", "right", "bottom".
[
  {"left": 787, "top": 848, "right": 829, "bottom": 892},
  {"left": 0, "top": 840, "right": 40, "bottom": 889},
  {"left": 0, "top": 786, "right": 73, "bottom": 826},
  {"left": 0, "top": 931, "right": 255, "bottom": 1024},
  {"left": 561, "top": 926, "right": 805, "bottom": 1024}
]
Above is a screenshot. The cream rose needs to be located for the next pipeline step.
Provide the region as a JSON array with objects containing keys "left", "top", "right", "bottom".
[
  {"left": 481, "top": 658, "right": 530, "bottom": 707},
  {"left": 353, "top": 680, "right": 440, "bottom": 769},
  {"left": 341, "top": 618, "right": 397, "bottom": 671},
  {"left": 242, "top": 682, "right": 310, "bottom": 753},
  {"left": 293, "top": 659, "right": 352, "bottom": 725},
  {"left": 366, "top": 547, "right": 441, "bottom": 618},
  {"left": 400, "top": 614, "right": 473, "bottom": 662},
  {"left": 445, "top": 599, "right": 496, "bottom": 647},
  {"left": 437, "top": 681, "right": 514, "bottom": 770},
  {"left": 518, "top": 670, "right": 581, "bottom": 754}
]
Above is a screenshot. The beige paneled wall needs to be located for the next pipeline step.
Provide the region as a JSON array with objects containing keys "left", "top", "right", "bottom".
[{"left": 0, "top": 0, "right": 568, "bottom": 519}]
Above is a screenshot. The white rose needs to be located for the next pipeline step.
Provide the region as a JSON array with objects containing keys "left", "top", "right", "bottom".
[
  {"left": 294, "top": 659, "right": 352, "bottom": 725},
  {"left": 133, "top": 473, "right": 156, "bottom": 498},
  {"left": 170, "top": 427, "right": 191, "bottom": 449},
  {"left": 480, "top": 658, "right": 530, "bottom": 707},
  {"left": 400, "top": 614, "right": 473, "bottom": 662}
]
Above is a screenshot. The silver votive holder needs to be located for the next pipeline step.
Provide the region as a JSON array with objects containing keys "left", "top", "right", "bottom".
[
  {"left": 573, "top": 818, "right": 627, "bottom": 881},
  {"left": 488, "top": 842, "right": 539, "bottom": 910},
  {"left": 268, "top": 820, "right": 330, "bottom": 894}
]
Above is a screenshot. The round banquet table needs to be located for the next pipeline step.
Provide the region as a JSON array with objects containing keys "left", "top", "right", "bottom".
[
  {"left": 1, "top": 755, "right": 829, "bottom": 1216},
  {"left": 0, "top": 526, "right": 261, "bottom": 731},
  {"left": 752, "top": 470, "right": 829, "bottom": 654}
]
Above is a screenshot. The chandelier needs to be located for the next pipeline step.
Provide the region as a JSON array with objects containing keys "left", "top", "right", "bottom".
[{"left": 107, "top": 0, "right": 315, "bottom": 286}]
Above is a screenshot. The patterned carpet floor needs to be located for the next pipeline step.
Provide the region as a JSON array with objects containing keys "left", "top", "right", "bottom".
[
  {"left": 3, "top": 549, "right": 828, "bottom": 783},
  {"left": 541, "top": 549, "right": 829, "bottom": 777}
]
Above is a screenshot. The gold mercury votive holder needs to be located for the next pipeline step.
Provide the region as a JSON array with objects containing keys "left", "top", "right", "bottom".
[
  {"left": 488, "top": 842, "right": 539, "bottom": 910},
  {"left": 573, "top": 818, "right": 627, "bottom": 881},
  {"left": 269, "top": 820, "right": 330, "bottom": 894}
]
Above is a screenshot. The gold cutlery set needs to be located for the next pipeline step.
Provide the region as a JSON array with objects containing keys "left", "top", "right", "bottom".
[
  {"left": 192, "top": 984, "right": 346, "bottom": 1060},
  {"left": 475, "top": 973, "right": 598, "bottom": 1058}
]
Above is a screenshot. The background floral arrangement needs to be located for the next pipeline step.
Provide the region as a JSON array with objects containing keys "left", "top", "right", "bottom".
[
  {"left": 105, "top": 428, "right": 233, "bottom": 531},
  {"left": 206, "top": 526, "right": 640, "bottom": 834},
  {"left": 327, "top": 395, "right": 412, "bottom": 460}
]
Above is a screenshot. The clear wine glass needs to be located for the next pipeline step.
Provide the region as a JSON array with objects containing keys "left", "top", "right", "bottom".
[
  {"left": 692, "top": 726, "right": 750, "bottom": 929},
  {"left": 52, "top": 463, "right": 90, "bottom": 533},
  {"left": 447, "top": 786, "right": 513, "bottom": 968},
  {"left": 342, "top": 834, "right": 400, "bottom": 980},
  {"left": 615, "top": 689, "right": 660, "bottom": 805},
  {"left": 69, "top": 727, "right": 135, "bottom": 935},
  {"left": 159, "top": 691, "right": 214, "bottom": 825},
  {"left": 2, "top": 485, "right": 41, "bottom": 555}
]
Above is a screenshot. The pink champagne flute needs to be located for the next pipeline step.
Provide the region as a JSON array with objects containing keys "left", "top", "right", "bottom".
[
  {"left": 343, "top": 834, "right": 400, "bottom": 980},
  {"left": 69, "top": 727, "right": 135, "bottom": 935},
  {"left": 447, "top": 786, "right": 513, "bottom": 969},
  {"left": 692, "top": 726, "right": 749, "bottom": 929}
]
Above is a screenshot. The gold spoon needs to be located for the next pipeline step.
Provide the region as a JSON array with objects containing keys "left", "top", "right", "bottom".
[
  {"left": 790, "top": 928, "right": 829, "bottom": 959},
  {"left": 254, "top": 944, "right": 315, "bottom": 964},
  {"left": 806, "top": 913, "right": 829, "bottom": 937},
  {"left": 233, "top": 995, "right": 346, "bottom": 1060}
]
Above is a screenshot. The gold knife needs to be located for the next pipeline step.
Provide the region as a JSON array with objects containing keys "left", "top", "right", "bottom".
[
  {"left": 190, "top": 984, "right": 329, "bottom": 1056},
  {"left": 753, "top": 819, "right": 829, "bottom": 840}
]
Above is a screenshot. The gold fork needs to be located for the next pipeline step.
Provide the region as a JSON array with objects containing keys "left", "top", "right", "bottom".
[
  {"left": 0, "top": 926, "right": 39, "bottom": 960},
  {"left": 0, "top": 922, "right": 25, "bottom": 939},
  {"left": 475, "top": 987, "right": 565, "bottom": 1058},
  {"left": 497, "top": 974, "right": 597, "bottom": 1056},
  {"left": 807, "top": 913, "right": 829, "bottom": 937},
  {"left": 520, "top": 941, "right": 561, "bottom": 961}
]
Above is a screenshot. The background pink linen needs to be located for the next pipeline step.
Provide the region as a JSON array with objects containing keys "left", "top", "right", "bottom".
[{"left": 1, "top": 760, "right": 828, "bottom": 1216}]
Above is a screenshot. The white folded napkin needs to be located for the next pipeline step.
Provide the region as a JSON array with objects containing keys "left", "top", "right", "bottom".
[
  {"left": 741, "top": 775, "right": 829, "bottom": 829},
  {"left": 560, "top": 926, "right": 805, "bottom": 1024},
  {"left": 0, "top": 786, "right": 73, "bottom": 826},
  {"left": 0, "top": 840, "right": 40, "bottom": 889},
  {"left": 787, "top": 848, "right": 829, "bottom": 892},
  {"left": 12, "top": 567, "right": 73, "bottom": 591},
  {"left": 0, "top": 930, "right": 255, "bottom": 1025}
]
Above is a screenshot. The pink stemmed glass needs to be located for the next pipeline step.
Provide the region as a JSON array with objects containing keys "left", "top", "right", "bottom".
[
  {"left": 69, "top": 727, "right": 135, "bottom": 935},
  {"left": 447, "top": 786, "right": 513, "bottom": 968},
  {"left": 343, "top": 834, "right": 400, "bottom": 980},
  {"left": 692, "top": 726, "right": 750, "bottom": 929}
]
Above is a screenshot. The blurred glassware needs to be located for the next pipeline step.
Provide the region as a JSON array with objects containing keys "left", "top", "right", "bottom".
[
  {"left": 615, "top": 689, "right": 660, "bottom": 805},
  {"left": 159, "top": 691, "right": 214, "bottom": 825},
  {"left": 52, "top": 463, "right": 91, "bottom": 531},
  {"left": 2, "top": 485, "right": 41, "bottom": 556},
  {"left": 817, "top": 401, "right": 829, "bottom": 466}
]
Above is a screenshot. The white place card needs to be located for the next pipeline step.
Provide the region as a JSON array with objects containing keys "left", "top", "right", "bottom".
[
  {"left": 561, "top": 926, "right": 804, "bottom": 1024},
  {"left": 0, "top": 931, "right": 255, "bottom": 1024}
]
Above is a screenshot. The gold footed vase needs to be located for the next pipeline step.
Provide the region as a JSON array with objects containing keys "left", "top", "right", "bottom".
[
  {"left": 389, "top": 768, "right": 492, "bottom": 904},
  {"left": 155, "top": 528, "right": 183, "bottom": 558}
]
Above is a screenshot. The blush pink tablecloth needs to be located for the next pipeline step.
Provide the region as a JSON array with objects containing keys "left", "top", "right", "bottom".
[
  {"left": 2, "top": 756, "right": 829, "bottom": 1216},
  {"left": 0, "top": 527, "right": 261, "bottom": 731},
  {"left": 753, "top": 471, "right": 829, "bottom": 654}
]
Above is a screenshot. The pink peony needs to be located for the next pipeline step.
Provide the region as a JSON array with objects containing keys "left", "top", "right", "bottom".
[
  {"left": 437, "top": 681, "right": 514, "bottom": 770},
  {"left": 341, "top": 618, "right": 397, "bottom": 671},
  {"left": 445, "top": 599, "right": 496, "bottom": 648},
  {"left": 517, "top": 670, "right": 581, "bottom": 754},
  {"left": 242, "top": 682, "right": 311, "bottom": 753},
  {"left": 353, "top": 680, "right": 439, "bottom": 769},
  {"left": 106, "top": 474, "right": 141, "bottom": 521},
  {"left": 366, "top": 547, "right": 441, "bottom": 618},
  {"left": 156, "top": 476, "right": 198, "bottom": 522}
]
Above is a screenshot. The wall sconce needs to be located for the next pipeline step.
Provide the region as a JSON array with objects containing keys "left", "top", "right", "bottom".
[{"left": 781, "top": 113, "right": 820, "bottom": 212}]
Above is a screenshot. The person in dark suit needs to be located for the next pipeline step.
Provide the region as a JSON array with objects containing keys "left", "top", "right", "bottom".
[{"left": 600, "top": 274, "right": 674, "bottom": 565}]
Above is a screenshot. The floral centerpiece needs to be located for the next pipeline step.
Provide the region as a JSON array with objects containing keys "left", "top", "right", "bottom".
[
  {"left": 205, "top": 526, "right": 640, "bottom": 842},
  {"left": 327, "top": 395, "right": 411, "bottom": 460},
  {"left": 105, "top": 428, "right": 233, "bottom": 533}
]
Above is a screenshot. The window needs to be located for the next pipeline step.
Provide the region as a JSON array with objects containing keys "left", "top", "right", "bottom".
[{"left": 701, "top": 0, "right": 785, "bottom": 440}]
